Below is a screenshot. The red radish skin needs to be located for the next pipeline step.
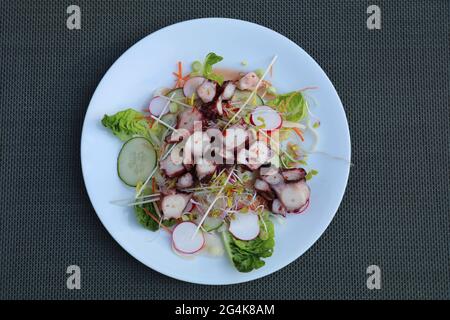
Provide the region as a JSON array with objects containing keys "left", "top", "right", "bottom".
[
  {"left": 183, "top": 201, "right": 195, "bottom": 213},
  {"left": 172, "top": 222, "right": 205, "bottom": 254},
  {"left": 250, "top": 106, "right": 273, "bottom": 123},
  {"left": 183, "top": 77, "right": 205, "bottom": 98},
  {"left": 148, "top": 96, "right": 170, "bottom": 117},
  {"left": 250, "top": 106, "right": 282, "bottom": 132},
  {"left": 229, "top": 212, "right": 260, "bottom": 241},
  {"left": 172, "top": 242, "right": 194, "bottom": 259}
]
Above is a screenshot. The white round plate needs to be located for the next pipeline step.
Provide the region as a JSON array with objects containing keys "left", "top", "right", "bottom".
[{"left": 81, "top": 18, "right": 350, "bottom": 285}]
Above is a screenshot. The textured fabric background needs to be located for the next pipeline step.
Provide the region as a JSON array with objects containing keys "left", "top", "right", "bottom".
[{"left": 0, "top": 0, "right": 449, "bottom": 300}]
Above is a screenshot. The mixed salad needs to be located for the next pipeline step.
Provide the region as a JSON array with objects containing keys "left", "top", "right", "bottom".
[{"left": 102, "top": 53, "right": 320, "bottom": 272}]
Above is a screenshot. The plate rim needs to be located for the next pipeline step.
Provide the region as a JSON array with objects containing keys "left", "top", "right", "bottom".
[{"left": 80, "top": 17, "right": 351, "bottom": 285}]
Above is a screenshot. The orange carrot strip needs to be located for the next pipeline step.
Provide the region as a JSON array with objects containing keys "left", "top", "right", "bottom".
[
  {"left": 293, "top": 128, "right": 305, "bottom": 141},
  {"left": 143, "top": 207, "right": 172, "bottom": 234},
  {"left": 145, "top": 117, "right": 154, "bottom": 127},
  {"left": 172, "top": 61, "right": 186, "bottom": 88}
]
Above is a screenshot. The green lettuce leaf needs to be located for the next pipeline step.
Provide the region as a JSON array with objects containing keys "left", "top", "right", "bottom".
[
  {"left": 135, "top": 202, "right": 176, "bottom": 231},
  {"left": 191, "top": 52, "right": 224, "bottom": 85},
  {"left": 206, "top": 72, "right": 224, "bottom": 85},
  {"left": 267, "top": 91, "right": 308, "bottom": 122},
  {"left": 203, "top": 53, "right": 223, "bottom": 77},
  {"left": 101, "top": 108, "right": 149, "bottom": 141},
  {"left": 222, "top": 215, "right": 275, "bottom": 272}
]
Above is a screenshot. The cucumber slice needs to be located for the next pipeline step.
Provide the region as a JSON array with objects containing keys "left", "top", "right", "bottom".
[
  {"left": 117, "top": 137, "right": 157, "bottom": 187},
  {"left": 166, "top": 88, "right": 186, "bottom": 113},
  {"left": 231, "top": 89, "right": 264, "bottom": 106},
  {"left": 202, "top": 216, "right": 224, "bottom": 232}
]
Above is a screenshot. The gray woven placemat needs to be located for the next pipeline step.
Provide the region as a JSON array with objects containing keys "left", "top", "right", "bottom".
[{"left": 0, "top": 0, "right": 449, "bottom": 300}]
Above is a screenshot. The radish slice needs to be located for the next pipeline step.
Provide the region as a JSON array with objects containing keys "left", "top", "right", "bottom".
[
  {"left": 229, "top": 212, "right": 260, "bottom": 241},
  {"left": 172, "top": 222, "right": 205, "bottom": 254},
  {"left": 183, "top": 77, "right": 205, "bottom": 98},
  {"left": 250, "top": 106, "right": 282, "bottom": 131},
  {"left": 171, "top": 242, "right": 196, "bottom": 259},
  {"left": 149, "top": 96, "right": 169, "bottom": 117}
]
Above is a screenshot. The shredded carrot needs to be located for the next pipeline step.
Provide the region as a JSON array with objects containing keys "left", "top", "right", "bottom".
[
  {"left": 136, "top": 115, "right": 154, "bottom": 127},
  {"left": 293, "top": 127, "right": 305, "bottom": 141},
  {"left": 141, "top": 115, "right": 153, "bottom": 127},
  {"left": 143, "top": 207, "right": 172, "bottom": 234},
  {"left": 173, "top": 61, "right": 190, "bottom": 88}
]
